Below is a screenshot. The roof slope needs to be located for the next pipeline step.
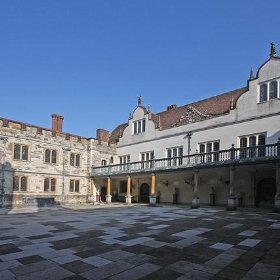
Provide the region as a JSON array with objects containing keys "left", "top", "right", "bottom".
[{"left": 109, "top": 87, "right": 247, "bottom": 142}]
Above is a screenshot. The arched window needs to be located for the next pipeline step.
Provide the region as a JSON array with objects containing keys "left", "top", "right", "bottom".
[
  {"left": 22, "top": 146, "right": 28, "bottom": 160},
  {"left": 249, "top": 136, "right": 256, "bottom": 157},
  {"left": 240, "top": 137, "right": 247, "bottom": 158},
  {"left": 269, "top": 81, "right": 278, "bottom": 99},
  {"left": 14, "top": 144, "right": 20, "bottom": 160},
  {"left": 213, "top": 142, "right": 220, "bottom": 161},
  {"left": 258, "top": 134, "right": 266, "bottom": 157},
  {"left": 45, "top": 149, "right": 51, "bottom": 163},
  {"left": 21, "top": 177, "right": 27, "bottom": 191},
  {"left": 258, "top": 134, "right": 266, "bottom": 145},
  {"left": 101, "top": 160, "right": 107, "bottom": 166},
  {"left": 44, "top": 178, "right": 49, "bottom": 192},
  {"left": 13, "top": 176, "right": 19, "bottom": 191},
  {"left": 13, "top": 176, "right": 27, "bottom": 191},
  {"left": 260, "top": 84, "right": 268, "bottom": 102},
  {"left": 51, "top": 150, "right": 57, "bottom": 163}
]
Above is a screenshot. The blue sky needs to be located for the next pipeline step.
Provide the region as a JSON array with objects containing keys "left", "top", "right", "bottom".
[{"left": 0, "top": 0, "right": 279, "bottom": 138}]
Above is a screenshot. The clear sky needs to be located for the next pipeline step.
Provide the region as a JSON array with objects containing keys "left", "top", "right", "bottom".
[{"left": 0, "top": 0, "right": 279, "bottom": 138}]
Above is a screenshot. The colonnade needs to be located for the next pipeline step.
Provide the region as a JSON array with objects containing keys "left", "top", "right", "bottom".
[{"left": 90, "top": 164, "right": 280, "bottom": 212}]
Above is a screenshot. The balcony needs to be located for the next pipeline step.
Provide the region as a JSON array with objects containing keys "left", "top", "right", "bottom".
[{"left": 91, "top": 143, "right": 280, "bottom": 177}]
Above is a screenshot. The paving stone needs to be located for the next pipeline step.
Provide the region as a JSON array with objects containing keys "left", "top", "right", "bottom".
[
  {"left": 61, "top": 260, "right": 95, "bottom": 274},
  {"left": 0, "top": 205, "right": 280, "bottom": 279}
]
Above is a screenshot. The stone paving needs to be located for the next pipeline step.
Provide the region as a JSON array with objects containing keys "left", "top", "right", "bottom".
[{"left": 0, "top": 204, "right": 280, "bottom": 280}]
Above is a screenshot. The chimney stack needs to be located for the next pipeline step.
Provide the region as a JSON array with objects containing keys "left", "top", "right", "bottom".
[
  {"left": 52, "top": 114, "right": 64, "bottom": 133},
  {"left": 96, "top": 129, "right": 110, "bottom": 144}
]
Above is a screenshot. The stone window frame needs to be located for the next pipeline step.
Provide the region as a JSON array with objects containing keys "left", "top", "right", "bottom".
[
  {"left": 166, "top": 146, "right": 183, "bottom": 166},
  {"left": 69, "top": 179, "right": 80, "bottom": 193},
  {"left": 140, "top": 151, "right": 155, "bottom": 169},
  {"left": 259, "top": 79, "right": 279, "bottom": 102},
  {"left": 13, "top": 143, "right": 30, "bottom": 161},
  {"left": 44, "top": 148, "right": 57, "bottom": 164},
  {"left": 133, "top": 119, "right": 146, "bottom": 135},
  {"left": 198, "top": 140, "right": 220, "bottom": 162},
  {"left": 70, "top": 153, "right": 81, "bottom": 167},
  {"left": 239, "top": 133, "right": 266, "bottom": 158},
  {"left": 44, "top": 178, "right": 56, "bottom": 192},
  {"left": 13, "top": 175, "right": 28, "bottom": 192}
]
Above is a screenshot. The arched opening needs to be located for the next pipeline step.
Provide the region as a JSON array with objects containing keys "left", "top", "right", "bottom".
[
  {"left": 140, "top": 183, "right": 150, "bottom": 203},
  {"left": 256, "top": 178, "right": 276, "bottom": 208}
]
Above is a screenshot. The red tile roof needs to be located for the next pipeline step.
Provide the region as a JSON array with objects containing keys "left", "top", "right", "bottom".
[{"left": 109, "top": 87, "right": 247, "bottom": 143}]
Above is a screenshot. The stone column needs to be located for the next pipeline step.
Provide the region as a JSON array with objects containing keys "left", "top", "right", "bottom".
[
  {"left": 126, "top": 175, "right": 132, "bottom": 204},
  {"left": 106, "top": 177, "right": 112, "bottom": 203},
  {"left": 149, "top": 173, "right": 157, "bottom": 205},
  {"left": 191, "top": 170, "right": 200, "bottom": 209},
  {"left": 274, "top": 164, "right": 280, "bottom": 212},
  {"left": 90, "top": 178, "right": 96, "bottom": 203},
  {"left": 227, "top": 166, "right": 237, "bottom": 210}
]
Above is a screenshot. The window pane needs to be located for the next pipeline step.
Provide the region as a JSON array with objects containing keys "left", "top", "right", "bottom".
[
  {"left": 75, "top": 180, "right": 79, "bottom": 192},
  {"left": 137, "top": 121, "right": 141, "bottom": 133},
  {"left": 179, "top": 147, "right": 183, "bottom": 156},
  {"left": 70, "top": 154, "right": 75, "bottom": 166},
  {"left": 21, "top": 177, "right": 27, "bottom": 191},
  {"left": 51, "top": 150, "right": 57, "bottom": 164},
  {"left": 240, "top": 138, "right": 247, "bottom": 148},
  {"left": 44, "top": 178, "right": 49, "bottom": 192},
  {"left": 133, "top": 122, "right": 137, "bottom": 134},
  {"left": 206, "top": 143, "right": 212, "bottom": 152},
  {"left": 167, "top": 149, "right": 172, "bottom": 157},
  {"left": 22, "top": 146, "right": 28, "bottom": 160},
  {"left": 260, "top": 84, "right": 268, "bottom": 102},
  {"left": 76, "top": 154, "right": 80, "bottom": 167},
  {"left": 51, "top": 179, "right": 56, "bottom": 192},
  {"left": 199, "top": 144, "right": 205, "bottom": 153},
  {"left": 13, "top": 176, "right": 19, "bottom": 191},
  {"left": 258, "top": 134, "right": 266, "bottom": 157},
  {"left": 142, "top": 119, "right": 146, "bottom": 132},
  {"left": 45, "top": 149, "right": 50, "bottom": 163},
  {"left": 269, "top": 81, "right": 278, "bottom": 99},
  {"left": 249, "top": 136, "right": 256, "bottom": 147},
  {"left": 258, "top": 134, "right": 266, "bottom": 145},
  {"left": 213, "top": 142, "right": 219, "bottom": 151},
  {"left": 70, "top": 180, "right": 74, "bottom": 192},
  {"left": 14, "top": 144, "right": 20, "bottom": 160}
]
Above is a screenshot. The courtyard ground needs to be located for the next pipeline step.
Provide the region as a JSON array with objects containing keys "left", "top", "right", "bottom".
[{"left": 0, "top": 203, "right": 280, "bottom": 280}]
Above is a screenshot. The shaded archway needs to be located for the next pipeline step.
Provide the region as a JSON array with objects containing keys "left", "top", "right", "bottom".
[
  {"left": 256, "top": 178, "right": 276, "bottom": 207},
  {"left": 140, "top": 183, "right": 150, "bottom": 203},
  {"left": 101, "top": 186, "right": 107, "bottom": 202}
]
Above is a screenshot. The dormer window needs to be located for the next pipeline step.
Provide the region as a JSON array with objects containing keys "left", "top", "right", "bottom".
[
  {"left": 133, "top": 119, "right": 146, "bottom": 134},
  {"left": 259, "top": 79, "right": 279, "bottom": 102}
]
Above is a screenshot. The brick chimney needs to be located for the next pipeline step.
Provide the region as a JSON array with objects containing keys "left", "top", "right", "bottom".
[
  {"left": 52, "top": 114, "right": 64, "bottom": 133},
  {"left": 96, "top": 129, "right": 110, "bottom": 144}
]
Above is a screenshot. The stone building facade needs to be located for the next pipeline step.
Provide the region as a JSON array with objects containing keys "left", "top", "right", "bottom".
[
  {"left": 1, "top": 43, "right": 280, "bottom": 211},
  {"left": 0, "top": 115, "right": 116, "bottom": 207}
]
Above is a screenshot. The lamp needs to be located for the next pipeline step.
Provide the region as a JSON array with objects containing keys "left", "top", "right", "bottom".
[{"left": 160, "top": 180, "right": 169, "bottom": 187}]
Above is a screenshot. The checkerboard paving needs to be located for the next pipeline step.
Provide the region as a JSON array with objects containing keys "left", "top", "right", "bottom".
[{"left": 0, "top": 204, "right": 280, "bottom": 279}]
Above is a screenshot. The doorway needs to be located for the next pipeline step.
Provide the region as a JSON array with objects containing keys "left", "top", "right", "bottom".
[
  {"left": 101, "top": 186, "right": 107, "bottom": 202},
  {"left": 140, "top": 183, "right": 150, "bottom": 203},
  {"left": 256, "top": 178, "right": 276, "bottom": 207}
]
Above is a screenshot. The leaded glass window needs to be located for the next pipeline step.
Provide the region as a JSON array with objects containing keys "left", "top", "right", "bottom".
[
  {"left": 269, "top": 81, "right": 278, "bottom": 99},
  {"left": 260, "top": 84, "right": 268, "bottom": 102}
]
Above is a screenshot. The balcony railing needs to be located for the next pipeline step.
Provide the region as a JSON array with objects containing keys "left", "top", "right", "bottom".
[{"left": 91, "top": 143, "right": 280, "bottom": 177}]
